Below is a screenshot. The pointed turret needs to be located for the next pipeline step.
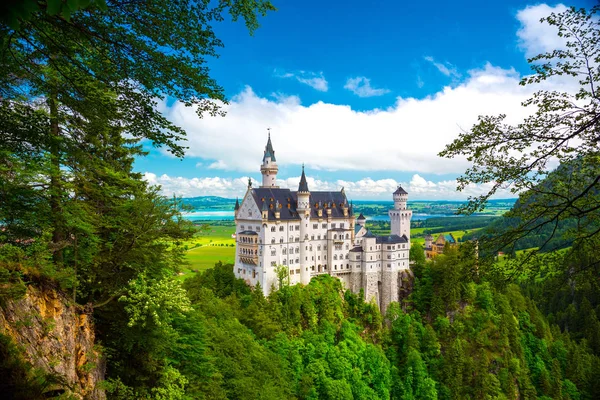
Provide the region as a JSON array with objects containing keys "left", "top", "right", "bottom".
[
  {"left": 263, "top": 131, "right": 276, "bottom": 162},
  {"left": 260, "top": 129, "right": 279, "bottom": 188},
  {"left": 234, "top": 197, "right": 240, "bottom": 211},
  {"left": 298, "top": 164, "right": 309, "bottom": 193}
]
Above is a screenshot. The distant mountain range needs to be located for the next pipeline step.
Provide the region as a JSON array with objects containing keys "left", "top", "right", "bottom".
[{"left": 180, "top": 196, "right": 516, "bottom": 215}]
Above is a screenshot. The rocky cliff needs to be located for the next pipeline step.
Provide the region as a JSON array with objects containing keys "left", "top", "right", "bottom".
[{"left": 0, "top": 284, "right": 105, "bottom": 399}]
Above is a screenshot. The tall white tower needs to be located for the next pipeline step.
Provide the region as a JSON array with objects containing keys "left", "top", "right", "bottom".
[
  {"left": 260, "top": 131, "right": 278, "bottom": 188},
  {"left": 297, "top": 165, "right": 311, "bottom": 285},
  {"left": 389, "top": 186, "right": 412, "bottom": 240}
]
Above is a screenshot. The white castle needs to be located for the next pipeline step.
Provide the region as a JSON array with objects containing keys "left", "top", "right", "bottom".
[{"left": 233, "top": 134, "right": 413, "bottom": 312}]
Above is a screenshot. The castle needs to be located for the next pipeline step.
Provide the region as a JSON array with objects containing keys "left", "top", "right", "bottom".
[{"left": 233, "top": 134, "right": 413, "bottom": 312}]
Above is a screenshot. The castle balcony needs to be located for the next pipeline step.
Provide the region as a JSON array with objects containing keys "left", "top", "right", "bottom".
[{"left": 239, "top": 255, "right": 259, "bottom": 265}]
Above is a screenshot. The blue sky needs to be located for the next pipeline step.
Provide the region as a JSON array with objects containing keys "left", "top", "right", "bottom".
[{"left": 137, "top": 0, "right": 592, "bottom": 200}]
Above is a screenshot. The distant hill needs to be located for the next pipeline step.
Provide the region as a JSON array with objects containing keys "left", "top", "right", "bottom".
[
  {"left": 182, "top": 196, "right": 236, "bottom": 210},
  {"left": 180, "top": 196, "right": 517, "bottom": 215}
]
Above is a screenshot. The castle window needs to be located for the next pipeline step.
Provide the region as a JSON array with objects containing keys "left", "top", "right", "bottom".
[
  {"left": 345, "top": 234, "right": 349, "bottom": 239},
  {"left": 334, "top": 255, "right": 338, "bottom": 260},
  {"left": 279, "top": 226, "right": 284, "bottom": 231},
  {"left": 387, "top": 264, "right": 391, "bottom": 268},
  {"left": 280, "top": 238, "right": 284, "bottom": 243},
  {"left": 240, "top": 225, "right": 245, "bottom": 230},
  {"left": 311, "top": 235, "right": 315, "bottom": 240},
  {"left": 290, "top": 269, "right": 294, "bottom": 275},
  {"left": 271, "top": 238, "right": 275, "bottom": 244},
  {"left": 347, "top": 264, "right": 350, "bottom": 269},
  {"left": 340, "top": 223, "right": 344, "bottom": 228},
  {"left": 331, "top": 223, "right": 336, "bottom": 228},
  {"left": 317, "top": 235, "right": 321, "bottom": 240},
  {"left": 334, "top": 265, "right": 337, "bottom": 270},
  {"left": 271, "top": 226, "right": 276, "bottom": 232},
  {"left": 271, "top": 249, "right": 276, "bottom": 256},
  {"left": 324, "top": 245, "right": 327, "bottom": 250},
  {"left": 296, "top": 269, "right": 300, "bottom": 274},
  {"left": 282, "top": 248, "right": 287, "bottom": 255},
  {"left": 296, "top": 247, "right": 299, "bottom": 253},
  {"left": 322, "top": 224, "right": 327, "bottom": 229},
  {"left": 334, "top": 234, "right": 337, "bottom": 240},
  {"left": 402, "top": 244, "right": 406, "bottom": 249},
  {"left": 271, "top": 261, "right": 276, "bottom": 266},
  {"left": 317, "top": 245, "right": 321, "bottom": 251},
  {"left": 313, "top": 224, "right": 318, "bottom": 229},
  {"left": 296, "top": 258, "right": 299, "bottom": 264},
  {"left": 346, "top": 254, "right": 349, "bottom": 259},
  {"left": 256, "top": 227, "right": 260, "bottom": 232},
  {"left": 312, "top": 256, "right": 314, "bottom": 261}
]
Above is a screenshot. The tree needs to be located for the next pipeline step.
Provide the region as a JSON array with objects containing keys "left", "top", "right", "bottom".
[
  {"left": 439, "top": 6, "right": 600, "bottom": 260},
  {"left": 275, "top": 264, "right": 290, "bottom": 290},
  {"left": 0, "top": 0, "right": 275, "bottom": 262}
]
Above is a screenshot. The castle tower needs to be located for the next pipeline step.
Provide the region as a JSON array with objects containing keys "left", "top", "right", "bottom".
[
  {"left": 260, "top": 131, "right": 278, "bottom": 188},
  {"left": 297, "top": 165, "right": 311, "bottom": 285},
  {"left": 389, "top": 186, "right": 412, "bottom": 240}
]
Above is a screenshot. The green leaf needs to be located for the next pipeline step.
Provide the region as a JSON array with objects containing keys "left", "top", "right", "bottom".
[{"left": 46, "top": 0, "right": 62, "bottom": 16}]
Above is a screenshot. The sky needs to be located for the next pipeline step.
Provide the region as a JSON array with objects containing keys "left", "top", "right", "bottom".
[{"left": 136, "top": 0, "right": 593, "bottom": 200}]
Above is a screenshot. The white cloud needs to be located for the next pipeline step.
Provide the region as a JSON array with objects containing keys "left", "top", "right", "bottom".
[
  {"left": 144, "top": 172, "right": 514, "bottom": 200},
  {"left": 516, "top": 4, "right": 568, "bottom": 58},
  {"left": 424, "top": 56, "right": 461, "bottom": 79},
  {"left": 276, "top": 70, "right": 329, "bottom": 92},
  {"left": 208, "top": 160, "right": 228, "bottom": 169},
  {"left": 344, "top": 76, "right": 391, "bottom": 97},
  {"left": 163, "top": 62, "right": 577, "bottom": 176}
]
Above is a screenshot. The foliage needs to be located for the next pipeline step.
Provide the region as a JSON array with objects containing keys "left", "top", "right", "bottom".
[{"left": 439, "top": 5, "right": 600, "bottom": 266}]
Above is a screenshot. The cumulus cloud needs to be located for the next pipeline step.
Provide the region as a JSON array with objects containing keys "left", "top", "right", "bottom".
[
  {"left": 423, "top": 56, "right": 461, "bottom": 79},
  {"left": 276, "top": 70, "right": 328, "bottom": 92},
  {"left": 516, "top": 3, "right": 568, "bottom": 58},
  {"left": 164, "top": 62, "right": 577, "bottom": 175},
  {"left": 144, "top": 172, "right": 514, "bottom": 200},
  {"left": 344, "top": 76, "right": 391, "bottom": 97}
]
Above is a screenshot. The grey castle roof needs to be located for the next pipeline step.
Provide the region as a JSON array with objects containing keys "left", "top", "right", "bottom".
[
  {"left": 376, "top": 234, "right": 408, "bottom": 244},
  {"left": 238, "top": 230, "right": 258, "bottom": 235},
  {"left": 298, "top": 165, "right": 309, "bottom": 192},
  {"left": 250, "top": 188, "right": 351, "bottom": 221},
  {"left": 363, "top": 230, "right": 377, "bottom": 238},
  {"left": 234, "top": 197, "right": 240, "bottom": 211},
  {"left": 263, "top": 134, "right": 276, "bottom": 162},
  {"left": 357, "top": 213, "right": 366, "bottom": 220},
  {"left": 393, "top": 186, "right": 408, "bottom": 195},
  {"left": 349, "top": 246, "right": 363, "bottom": 252}
]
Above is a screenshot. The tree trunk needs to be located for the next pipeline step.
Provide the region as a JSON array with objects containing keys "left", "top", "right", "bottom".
[{"left": 48, "top": 88, "right": 64, "bottom": 264}]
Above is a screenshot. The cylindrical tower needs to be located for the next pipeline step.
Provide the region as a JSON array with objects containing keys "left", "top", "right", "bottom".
[
  {"left": 389, "top": 186, "right": 412, "bottom": 240},
  {"left": 260, "top": 132, "right": 278, "bottom": 188},
  {"left": 297, "top": 165, "right": 311, "bottom": 285}
]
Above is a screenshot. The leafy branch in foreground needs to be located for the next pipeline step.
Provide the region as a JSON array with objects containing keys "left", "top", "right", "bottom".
[{"left": 440, "top": 6, "right": 600, "bottom": 259}]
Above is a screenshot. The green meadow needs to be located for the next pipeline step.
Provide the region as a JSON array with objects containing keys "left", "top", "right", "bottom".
[{"left": 179, "top": 222, "right": 236, "bottom": 279}]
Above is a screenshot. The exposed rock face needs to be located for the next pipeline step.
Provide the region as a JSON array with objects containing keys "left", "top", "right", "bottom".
[{"left": 0, "top": 285, "right": 105, "bottom": 399}]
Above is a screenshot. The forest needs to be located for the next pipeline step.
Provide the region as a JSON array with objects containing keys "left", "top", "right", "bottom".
[{"left": 1, "top": 1, "right": 599, "bottom": 399}]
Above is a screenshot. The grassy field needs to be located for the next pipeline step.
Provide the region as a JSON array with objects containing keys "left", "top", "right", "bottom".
[{"left": 178, "top": 223, "right": 236, "bottom": 280}]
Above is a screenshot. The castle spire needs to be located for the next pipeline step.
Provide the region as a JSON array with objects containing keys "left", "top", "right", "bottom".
[
  {"left": 234, "top": 197, "right": 240, "bottom": 211},
  {"left": 263, "top": 128, "right": 276, "bottom": 162},
  {"left": 298, "top": 163, "right": 309, "bottom": 192}
]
